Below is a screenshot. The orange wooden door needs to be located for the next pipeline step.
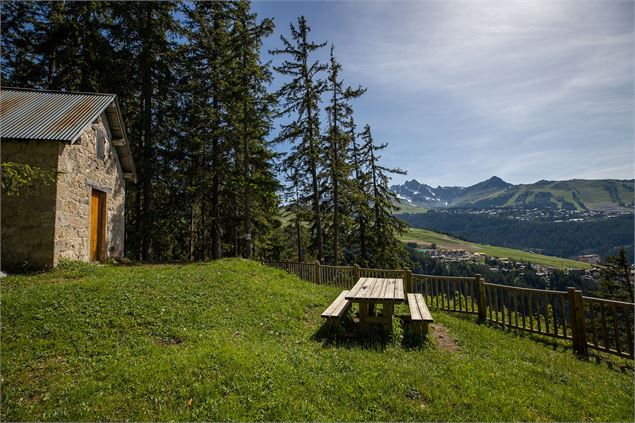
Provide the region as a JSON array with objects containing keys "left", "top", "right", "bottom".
[{"left": 89, "top": 190, "right": 105, "bottom": 261}]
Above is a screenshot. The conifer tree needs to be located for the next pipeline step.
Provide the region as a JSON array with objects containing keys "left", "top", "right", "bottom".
[
  {"left": 0, "top": 1, "right": 46, "bottom": 87},
  {"left": 347, "top": 117, "right": 372, "bottom": 265},
  {"left": 1, "top": 1, "right": 283, "bottom": 262},
  {"left": 228, "top": 0, "right": 278, "bottom": 259},
  {"left": 109, "top": 1, "right": 180, "bottom": 260},
  {"left": 1, "top": 1, "right": 115, "bottom": 91},
  {"left": 358, "top": 124, "right": 409, "bottom": 268},
  {"left": 182, "top": 1, "right": 234, "bottom": 260},
  {"left": 271, "top": 16, "right": 327, "bottom": 263},
  {"left": 322, "top": 45, "right": 366, "bottom": 264},
  {"left": 598, "top": 248, "right": 634, "bottom": 303}
]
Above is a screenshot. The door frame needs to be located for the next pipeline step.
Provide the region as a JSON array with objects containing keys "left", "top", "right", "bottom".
[{"left": 89, "top": 189, "right": 107, "bottom": 262}]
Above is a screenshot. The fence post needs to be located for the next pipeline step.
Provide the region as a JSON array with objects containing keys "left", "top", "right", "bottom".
[
  {"left": 353, "top": 264, "right": 360, "bottom": 282},
  {"left": 575, "top": 289, "right": 588, "bottom": 356},
  {"left": 315, "top": 260, "right": 321, "bottom": 285},
  {"left": 568, "top": 287, "right": 588, "bottom": 357},
  {"left": 403, "top": 269, "right": 413, "bottom": 293},
  {"left": 476, "top": 274, "right": 486, "bottom": 322}
]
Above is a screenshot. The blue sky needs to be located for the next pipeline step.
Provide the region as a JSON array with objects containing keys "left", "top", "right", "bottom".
[{"left": 252, "top": 0, "right": 634, "bottom": 187}]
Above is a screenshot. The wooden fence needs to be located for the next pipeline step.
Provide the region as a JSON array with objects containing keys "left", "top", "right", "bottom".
[{"left": 264, "top": 260, "right": 634, "bottom": 359}]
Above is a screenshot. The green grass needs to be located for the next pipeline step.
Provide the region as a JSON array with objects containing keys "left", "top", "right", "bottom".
[
  {"left": 2, "top": 259, "right": 630, "bottom": 421},
  {"left": 399, "top": 227, "right": 591, "bottom": 269}
]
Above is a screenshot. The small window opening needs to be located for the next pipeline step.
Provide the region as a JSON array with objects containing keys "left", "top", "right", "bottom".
[{"left": 96, "top": 129, "right": 106, "bottom": 160}]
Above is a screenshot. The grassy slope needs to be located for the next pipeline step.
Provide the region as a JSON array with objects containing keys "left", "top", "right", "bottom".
[
  {"left": 503, "top": 187, "right": 581, "bottom": 210},
  {"left": 2, "top": 260, "right": 630, "bottom": 421},
  {"left": 399, "top": 227, "right": 591, "bottom": 269}
]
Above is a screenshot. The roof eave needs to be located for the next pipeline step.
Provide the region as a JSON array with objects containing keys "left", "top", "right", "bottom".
[{"left": 105, "top": 99, "right": 137, "bottom": 183}]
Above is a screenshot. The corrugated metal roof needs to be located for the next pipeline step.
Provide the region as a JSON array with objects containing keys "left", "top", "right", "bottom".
[
  {"left": 1, "top": 88, "right": 115, "bottom": 142},
  {"left": 1, "top": 88, "right": 136, "bottom": 181}
]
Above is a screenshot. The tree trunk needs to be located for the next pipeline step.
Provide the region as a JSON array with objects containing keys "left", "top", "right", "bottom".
[
  {"left": 351, "top": 129, "right": 366, "bottom": 263},
  {"left": 296, "top": 214, "right": 303, "bottom": 262},
  {"left": 211, "top": 132, "right": 221, "bottom": 260},
  {"left": 140, "top": 6, "right": 153, "bottom": 261},
  {"left": 241, "top": 35, "right": 252, "bottom": 259},
  {"left": 301, "top": 30, "right": 324, "bottom": 263},
  {"left": 210, "top": 14, "right": 222, "bottom": 260},
  {"left": 331, "top": 70, "right": 339, "bottom": 265}
]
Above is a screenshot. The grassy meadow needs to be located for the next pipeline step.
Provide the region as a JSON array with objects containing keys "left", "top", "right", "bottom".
[
  {"left": 1, "top": 259, "right": 630, "bottom": 421},
  {"left": 399, "top": 227, "right": 592, "bottom": 269}
]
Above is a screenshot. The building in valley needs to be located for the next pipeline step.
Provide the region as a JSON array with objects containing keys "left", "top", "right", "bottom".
[
  {"left": 577, "top": 254, "right": 601, "bottom": 265},
  {"left": 1, "top": 88, "right": 136, "bottom": 271}
]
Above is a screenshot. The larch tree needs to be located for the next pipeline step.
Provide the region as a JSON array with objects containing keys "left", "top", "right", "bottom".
[
  {"left": 270, "top": 16, "right": 327, "bottom": 263},
  {"left": 322, "top": 45, "right": 366, "bottom": 264},
  {"left": 347, "top": 117, "right": 372, "bottom": 265},
  {"left": 358, "top": 124, "right": 409, "bottom": 268}
]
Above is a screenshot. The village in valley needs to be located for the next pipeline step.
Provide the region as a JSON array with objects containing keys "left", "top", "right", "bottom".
[{"left": 408, "top": 242, "right": 607, "bottom": 284}]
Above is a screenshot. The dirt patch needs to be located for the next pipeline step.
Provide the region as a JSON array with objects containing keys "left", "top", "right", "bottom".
[
  {"left": 430, "top": 323, "right": 460, "bottom": 352},
  {"left": 156, "top": 336, "right": 184, "bottom": 346}
]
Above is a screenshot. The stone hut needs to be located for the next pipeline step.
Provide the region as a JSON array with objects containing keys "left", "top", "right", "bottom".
[{"left": 1, "top": 88, "right": 136, "bottom": 271}]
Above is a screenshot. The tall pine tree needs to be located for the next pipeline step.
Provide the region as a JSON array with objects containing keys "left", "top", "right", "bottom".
[
  {"left": 271, "top": 16, "right": 327, "bottom": 263},
  {"left": 347, "top": 117, "right": 372, "bottom": 265},
  {"left": 0, "top": 1, "right": 47, "bottom": 87},
  {"left": 322, "top": 45, "right": 365, "bottom": 264},
  {"left": 109, "top": 1, "right": 180, "bottom": 260},
  {"left": 228, "top": 0, "right": 278, "bottom": 259},
  {"left": 358, "top": 124, "right": 409, "bottom": 268}
]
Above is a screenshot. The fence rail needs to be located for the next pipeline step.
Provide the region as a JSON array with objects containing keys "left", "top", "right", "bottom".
[
  {"left": 413, "top": 274, "right": 479, "bottom": 315},
  {"left": 582, "top": 296, "right": 634, "bottom": 358},
  {"left": 264, "top": 260, "right": 634, "bottom": 359},
  {"left": 484, "top": 283, "right": 572, "bottom": 340}
]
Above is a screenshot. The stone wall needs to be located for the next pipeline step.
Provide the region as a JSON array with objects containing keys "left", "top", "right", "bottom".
[
  {"left": 1, "top": 141, "right": 60, "bottom": 271},
  {"left": 54, "top": 113, "right": 126, "bottom": 264}
]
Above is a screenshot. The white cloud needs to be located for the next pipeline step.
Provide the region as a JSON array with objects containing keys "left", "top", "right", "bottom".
[
  {"left": 329, "top": 0, "right": 634, "bottom": 185},
  {"left": 259, "top": 0, "right": 634, "bottom": 186}
]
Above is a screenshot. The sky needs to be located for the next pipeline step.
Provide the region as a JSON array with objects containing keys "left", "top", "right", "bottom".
[{"left": 252, "top": 0, "right": 634, "bottom": 187}]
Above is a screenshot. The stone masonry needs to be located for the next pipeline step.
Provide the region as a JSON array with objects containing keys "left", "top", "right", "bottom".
[
  {"left": 1, "top": 113, "right": 126, "bottom": 271},
  {"left": 1, "top": 141, "right": 59, "bottom": 270},
  {"left": 53, "top": 113, "right": 126, "bottom": 264}
]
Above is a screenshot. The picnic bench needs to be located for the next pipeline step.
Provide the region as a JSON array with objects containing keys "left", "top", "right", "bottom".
[
  {"left": 321, "top": 290, "right": 351, "bottom": 327},
  {"left": 407, "top": 293, "right": 434, "bottom": 338},
  {"left": 321, "top": 278, "right": 433, "bottom": 341}
]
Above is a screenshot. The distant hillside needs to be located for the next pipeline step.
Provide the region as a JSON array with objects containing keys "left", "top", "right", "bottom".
[
  {"left": 392, "top": 177, "right": 634, "bottom": 211},
  {"left": 398, "top": 227, "right": 591, "bottom": 269},
  {"left": 398, "top": 210, "right": 634, "bottom": 262}
]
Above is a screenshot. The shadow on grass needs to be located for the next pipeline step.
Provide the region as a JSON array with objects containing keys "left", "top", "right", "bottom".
[
  {"left": 444, "top": 310, "right": 633, "bottom": 372},
  {"left": 311, "top": 312, "right": 432, "bottom": 351}
]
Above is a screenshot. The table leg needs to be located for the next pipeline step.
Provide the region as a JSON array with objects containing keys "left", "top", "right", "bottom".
[
  {"left": 383, "top": 303, "right": 394, "bottom": 333},
  {"left": 359, "top": 303, "right": 369, "bottom": 333}
]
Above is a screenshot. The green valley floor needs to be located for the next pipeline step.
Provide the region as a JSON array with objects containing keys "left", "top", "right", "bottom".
[{"left": 1, "top": 259, "right": 632, "bottom": 421}]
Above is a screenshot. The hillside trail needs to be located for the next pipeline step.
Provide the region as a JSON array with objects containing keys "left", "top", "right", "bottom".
[{"left": 430, "top": 323, "right": 460, "bottom": 352}]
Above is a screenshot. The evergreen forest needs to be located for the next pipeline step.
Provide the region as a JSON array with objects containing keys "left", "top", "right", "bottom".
[{"left": 1, "top": 1, "right": 409, "bottom": 268}]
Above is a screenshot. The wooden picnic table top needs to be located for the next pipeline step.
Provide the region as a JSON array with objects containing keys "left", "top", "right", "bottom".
[{"left": 345, "top": 277, "right": 405, "bottom": 303}]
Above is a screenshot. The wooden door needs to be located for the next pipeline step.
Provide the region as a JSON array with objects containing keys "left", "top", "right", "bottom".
[{"left": 89, "top": 190, "right": 106, "bottom": 261}]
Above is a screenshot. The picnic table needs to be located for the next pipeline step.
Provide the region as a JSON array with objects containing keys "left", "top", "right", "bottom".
[
  {"left": 321, "top": 277, "right": 433, "bottom": 339},
  {"left": 345, "top": 277, "right": 405, "bottom": 333}
]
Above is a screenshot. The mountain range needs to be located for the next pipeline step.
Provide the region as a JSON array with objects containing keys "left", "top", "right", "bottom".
[{"left": 391, "top": 177, "right": 634, "bottom": 211}]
